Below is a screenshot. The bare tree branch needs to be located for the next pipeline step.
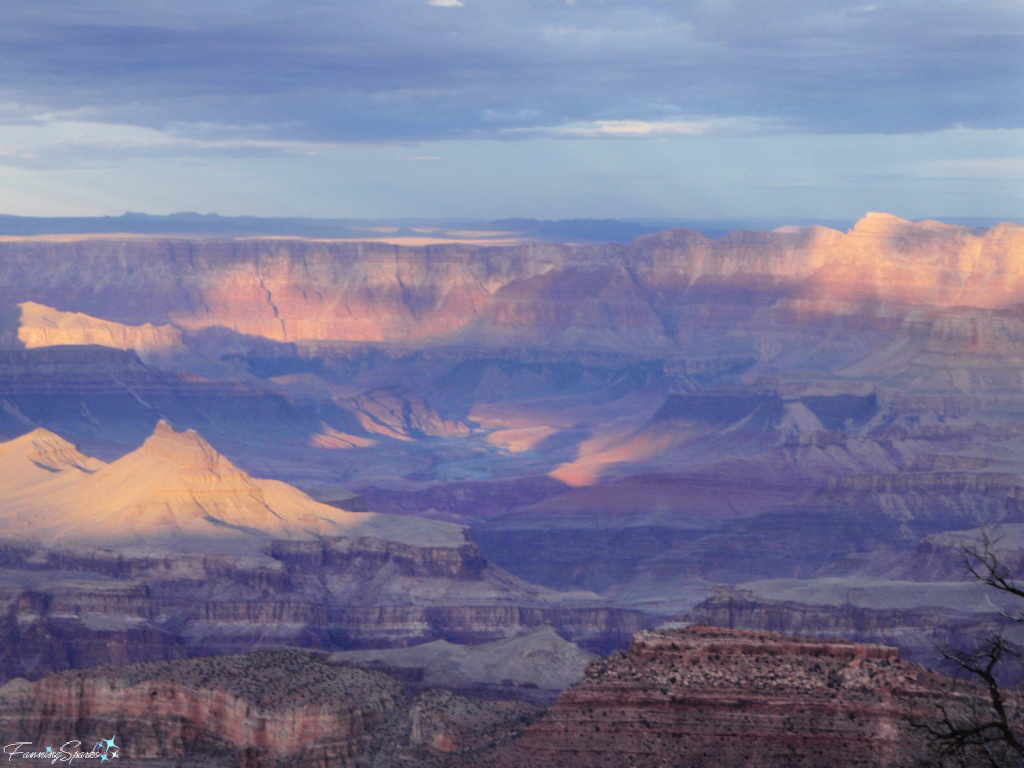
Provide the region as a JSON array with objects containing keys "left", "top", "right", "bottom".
[{"left": 915, "top": 527, "right": 1024, "bottom": 766}]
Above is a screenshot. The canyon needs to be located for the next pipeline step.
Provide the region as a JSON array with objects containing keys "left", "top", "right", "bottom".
[
  {"left": 0, "top": 626, "right": 992, "bottom": 767},
  {"left": 0, "top": 422, "right": 640, "bottom": 682},
  {"left": 0, "top": 214, "right": 1023, "bottom": 762}
]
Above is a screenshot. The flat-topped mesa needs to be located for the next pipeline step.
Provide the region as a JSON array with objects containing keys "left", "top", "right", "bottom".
[
  {"left": 591, "top": 625, "right": 917, "bottom": 700},
  {"left": 15, "top": 301, "right": 183, "bottom": 361},
  {"left": 632, "top": 625, "right": 900, "bottom": 664},
  {"left": 471, "top": 624, "right": 964, "bottom": 768}
]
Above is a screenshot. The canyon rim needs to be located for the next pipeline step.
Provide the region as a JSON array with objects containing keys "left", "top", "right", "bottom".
[{"left": 0, "top": 214, "right": 1021, "bottom": 764}]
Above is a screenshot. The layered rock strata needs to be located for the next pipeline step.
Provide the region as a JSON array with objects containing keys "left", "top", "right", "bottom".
[
  {"left": 684, "top": 587, "right": 1012, "bottom": 674},
  {"left": 2, "top": 216, "right": 1024, "bottom": 686},
  {"left": 471, "top": 625, "right": 971, "bottom": 768},
  {"left": 0, "top": 649, "right": 538, "bottom": 767},
  {"left": 0, "top": 535, "right": 642, "bottom": 681},
  {"left": 0, "top": 215, "right": 1021, "bottom": 353},
  {"left": 15, "top": 301, "right": 183, "bottom": 362},
  {"left": 0, "top": 424, "right": 641, "bottom": 680}
]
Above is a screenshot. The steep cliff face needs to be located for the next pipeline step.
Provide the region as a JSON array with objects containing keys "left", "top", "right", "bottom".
[
  {"left": 683, "top": 587, "right": 1012, "bottom": 674},
  {"left": 0, "top": 536, "right": 642, "bottom": 682},
  {"left": 0, "top": 238, "right": 580, "bottom": 345},
  {"left": 0, "top": 650, "right": 538, "bottom": 767},
  {"left": 469, "top": 626, "right": 973, "bottom": 768},
  {"left": 0, "top": 216, "right": 1021, "bottom": 354},
  {"left": 15, "top": 301, "right": 184, "bottom": 362}
]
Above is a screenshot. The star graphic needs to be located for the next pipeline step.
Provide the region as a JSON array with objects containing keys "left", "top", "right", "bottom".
[
  {"left": 99, "top": 754, "right": 108, "bottom": 763},
  {"left": 102, "top": 736, "right": 118, "bottom": 752},
  {"left": 110, "top": 751, "right": 118, "bottom": 759},
  {"left": 45, "top": 747, "right": 53, "bottom": 754}
]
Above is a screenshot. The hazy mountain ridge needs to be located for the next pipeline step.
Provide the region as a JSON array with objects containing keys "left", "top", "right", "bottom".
[{"left": 0, "top": 213, "right": 865, "bottom": 242}]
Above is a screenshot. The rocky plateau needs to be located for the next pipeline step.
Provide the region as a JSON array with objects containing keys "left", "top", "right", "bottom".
[
  {"left": 463, "top": 625, "right": 1003, "bottom": 768},
  {"left": 1, "top": 215, "right": 1024, "bottom": 764},
  {"left": 0, "top": 627, "right": 1004, "bottom": 768}
]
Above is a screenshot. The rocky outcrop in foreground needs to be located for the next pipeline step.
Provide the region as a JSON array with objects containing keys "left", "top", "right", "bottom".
[
  {"left": 0, "top": 628, "right": 989, "bottom": 768},
  {"left": 470, "top": 625, "right": 975, "bottom": 768},
  {"left": 0, "top": 649, "right": 537, "bottom": 767}
]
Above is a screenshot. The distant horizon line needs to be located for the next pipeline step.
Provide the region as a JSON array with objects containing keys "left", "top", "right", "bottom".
[{"left": 0, "top": 211, "right": 1019, "bottom": 244}]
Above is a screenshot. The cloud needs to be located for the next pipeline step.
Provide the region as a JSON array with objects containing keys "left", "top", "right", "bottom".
[
  {"left": 914, "top": 157, "right": 1024, "bottom": 180},
  {"left": 0, "top": 0, "right": 1019, "bottom": 150},
  {"left": 0, "top": 115, "right": 335, "bottom": 169},
  {"left": 535, "top": 117, "right": 780, "bottom": 139}
]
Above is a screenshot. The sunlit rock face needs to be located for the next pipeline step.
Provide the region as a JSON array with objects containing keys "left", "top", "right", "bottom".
[
  {"left": 15, "top": 301, "right": 183, "bottom": 362},
  {"left": 0, "top": 420, "right": 465, "bottom": 547},
  {"left": 465, "top": 626, "right": 971, "bottom": 768},
  {"left": 0, "top": 216, "right": 1019, "bottom": 354},
  {"left": 0, "top": 424, "right": 643, "bottom": 680}
]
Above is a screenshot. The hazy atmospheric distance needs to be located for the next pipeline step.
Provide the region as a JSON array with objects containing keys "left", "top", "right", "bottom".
[{"left": 0, "top": 0, "right": 1021, "bottom": 221}]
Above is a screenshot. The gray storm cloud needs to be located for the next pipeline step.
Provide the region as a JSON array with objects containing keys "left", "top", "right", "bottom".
[{"left": 0, "top": 0, "right": 1020, "bottom": 145}]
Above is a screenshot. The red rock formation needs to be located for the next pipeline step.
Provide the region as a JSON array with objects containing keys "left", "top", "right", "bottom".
[
  {"left": 0, "top": 216, "right": 1020, "bottom": 353},
  {"left": 0, "top": 650, "right": 537, "bottom": 767},
  {"left": 471, "top": 625, "right": 974, "bottom": 768},
  {"left": 0, "top": 420, "right": 469, "bottom": 546}
]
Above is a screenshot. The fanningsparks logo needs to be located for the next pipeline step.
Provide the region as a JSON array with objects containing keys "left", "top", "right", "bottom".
[{"left": 3, "top": 736, "right": 120, "bottom": 764}]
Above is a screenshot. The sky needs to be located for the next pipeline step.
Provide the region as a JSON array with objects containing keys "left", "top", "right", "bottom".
[{"left": 0, "top": 0, "right": 1021, "bottom": 222}]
